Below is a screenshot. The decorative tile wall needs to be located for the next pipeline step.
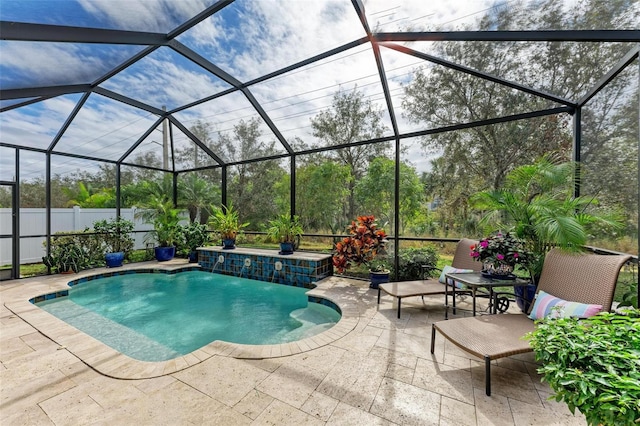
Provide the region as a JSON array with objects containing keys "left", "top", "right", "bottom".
[{"left": 198, "top": 248, "right": 333, "bottom": 289}]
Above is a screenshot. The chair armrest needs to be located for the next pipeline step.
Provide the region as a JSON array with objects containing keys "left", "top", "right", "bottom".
[{"left": 420, "top": 264, "right": 441, "bottom": 279}]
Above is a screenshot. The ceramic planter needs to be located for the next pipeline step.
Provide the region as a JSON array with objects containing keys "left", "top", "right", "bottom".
[
  {"left": 154, "top": 246, "right": 175, "bottom": 262},
  {"left": 105, "top": 251, "right": 125, "bottom": 268},
  {"left": 279, "top": 241, "right": 294, "bottom": 255},
  {"left": 222, "top": 238, "right": 236, "bottom": 249},
  {"left": 515, "top": 283, "right": 537, "bottom": 313},
  {"left": 369, "top": 270, "right": 390, "bottom": 289}
]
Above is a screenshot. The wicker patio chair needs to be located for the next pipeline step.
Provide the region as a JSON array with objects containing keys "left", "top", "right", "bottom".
[
  {"left": 430, "top": 248, "right": 631, "bottom": 396},
  {"left": 377, "top": 238, "right": 482, "bottom": 318}
]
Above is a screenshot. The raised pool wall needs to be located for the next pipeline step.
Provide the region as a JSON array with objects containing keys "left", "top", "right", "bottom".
[{"left": 198, "top": 247, "right": 333, "bottom": 288}]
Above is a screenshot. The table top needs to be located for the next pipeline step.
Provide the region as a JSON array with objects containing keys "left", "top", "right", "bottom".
[{"left": 446, "top": 272, "right": 530, "bottom": 288}]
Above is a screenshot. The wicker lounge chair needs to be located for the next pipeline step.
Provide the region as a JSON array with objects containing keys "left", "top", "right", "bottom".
[
  {"left": 377, "top": 238, "right": 482, "bottom": 318},
  {"left": 430, "top": 248, "right": 631, "bottom": 396}
]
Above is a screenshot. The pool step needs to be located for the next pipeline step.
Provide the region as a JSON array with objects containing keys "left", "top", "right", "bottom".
[{"left": 39, "top": 298, "right": 182, "bottom": 361}]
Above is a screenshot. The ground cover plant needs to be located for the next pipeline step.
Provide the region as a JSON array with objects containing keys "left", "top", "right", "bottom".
[{"left": 528, "top": 309, "right": 640, "bottom": 426}]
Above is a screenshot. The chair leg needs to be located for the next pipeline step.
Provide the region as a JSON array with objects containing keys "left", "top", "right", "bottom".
[
  {"left": 377, "top": 286, "right": 381, "bottom": 304},
  {"left": 397, "top": 298, "right": 401, "bottom": 318},
  {"left": 485, "top": 355, "right": 491, "bottom": 396},
  {"left": 430, "top": 324, "right": 436, "bottom": 354},
  {"left": 452, "top": 286, "right": 457, "bottom": 314}
]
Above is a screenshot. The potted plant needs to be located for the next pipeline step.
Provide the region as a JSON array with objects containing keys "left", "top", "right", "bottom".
[
  {"left": 266, "top": 214, "right": 304, "bottom": 255},
  {"left": 139, "top": 200, "right": 184, "bottom": 261},
  {"left": 471, "top": 154, "right": 623, "bottom": 309},
  {"left": 93, "top": 217, "right": 134, "bottom": 267},
  {"left": 368, "top": 259, "right": 392, "bottom": 288},
  {"left": 470, "top": 232, "right": 530, "bottom": 277},
  {"left": 332, "top": 215, "right": 388, "bottom": 288},
  {"left": 208, "top": 203, "right": 248, "bottom": 250},
  {"left": 42, "top": 235, "right": 89, "bottom": 274},
  {"left": 527, "top": 309, "right": 640, "bottom": 426},
  {"left": 182, "top": 222, "right": 210, "bottom": 263}
]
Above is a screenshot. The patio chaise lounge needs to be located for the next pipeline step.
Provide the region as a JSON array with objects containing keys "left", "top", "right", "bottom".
[
  {"left": 377, "top": 238, "right": 482, "bottom": 318},
  {"left": 430, "top": 248, "right": 631, "bottom": 396}
]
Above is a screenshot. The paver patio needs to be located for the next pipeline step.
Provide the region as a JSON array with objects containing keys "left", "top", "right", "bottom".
[{"left": 1, "top": 260, "right": 586, "bottom": 425}]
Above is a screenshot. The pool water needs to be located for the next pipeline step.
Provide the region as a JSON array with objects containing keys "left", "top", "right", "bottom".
[{"left": 38, "top": 271, "right": 341, "bottom": 361}]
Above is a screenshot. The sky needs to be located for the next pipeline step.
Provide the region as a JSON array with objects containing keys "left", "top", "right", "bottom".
[{"left": 0, "top": 0, "right": 629, "bottom": 182}]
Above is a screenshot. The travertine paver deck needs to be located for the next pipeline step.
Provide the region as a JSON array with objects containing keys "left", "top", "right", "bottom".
[{"left": 0, "top": 260, "right": 586, "bottom": 425}]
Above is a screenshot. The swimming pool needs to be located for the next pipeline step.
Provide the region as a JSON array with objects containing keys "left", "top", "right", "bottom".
[{"left": 36, "top": 270, "right": 341, "bottom": 362}]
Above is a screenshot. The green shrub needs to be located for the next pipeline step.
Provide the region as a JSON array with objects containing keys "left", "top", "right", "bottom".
[
  {"left": 394, "top": 246, "right": 439, "bottom": 281},
  {"left": 527, "top": 309, "right": 640, "bottom": 426},
  {"left": 93, "top": 217, "right": 134, "bottom": 256},
  {"left": 42, "top": 230, "right": 102, "bottom": 273}
]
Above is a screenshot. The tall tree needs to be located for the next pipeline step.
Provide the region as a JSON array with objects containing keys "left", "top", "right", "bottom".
[
  {"left": 311, "top": 88, "right": 390, "bottom": 219},
  {"left": 219, "top": 118, "right": 284, "bottom": 228},
  {"left": 354, "top": 158, "right": 425, "bottom": 234},
  {"left": 294, "top": 161, "right": 352, "bottom": 233},
  {"left": 177, "top": 173, "right": 219, "bottom": 224},
  {"left": 403, "top": 0, "right": 637, "bottom": 237}
]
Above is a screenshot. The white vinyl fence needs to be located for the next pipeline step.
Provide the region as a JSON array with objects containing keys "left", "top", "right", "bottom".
[{"left": 0, "top": 207, "right": 156, "bottom": 265}]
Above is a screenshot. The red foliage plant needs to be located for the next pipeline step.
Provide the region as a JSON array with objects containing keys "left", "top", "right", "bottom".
[{"left": 332, "top": 215, "right": 388, "bottom": 274}]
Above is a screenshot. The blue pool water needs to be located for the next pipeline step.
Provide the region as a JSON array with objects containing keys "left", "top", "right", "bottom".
[{"left": 37, "top": 271, "right": 341, "bottom": 361}]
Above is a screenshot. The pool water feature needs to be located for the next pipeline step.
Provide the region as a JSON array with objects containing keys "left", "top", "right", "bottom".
[{"left": 37, "top": 271, "right": 341, "bottom": 362}]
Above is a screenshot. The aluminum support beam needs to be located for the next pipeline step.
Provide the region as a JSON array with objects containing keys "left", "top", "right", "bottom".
[
  {"left": 0, "top": 21, "right": 168, "bottom": 45},
  {"left": 375, "top": 30, "right": 640, "bottom": 42}
]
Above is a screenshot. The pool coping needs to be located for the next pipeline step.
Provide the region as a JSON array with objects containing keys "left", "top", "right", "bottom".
[{"left": 3, "top": 261, "right": 360, "bottom": 380}]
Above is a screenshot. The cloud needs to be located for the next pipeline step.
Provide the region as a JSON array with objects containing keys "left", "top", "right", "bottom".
[
  {"left": 0, "top": 42, "right": 141, "bottom": 88},
  {"left": 76, "top": 0, "right": 211, "bottom": 32},
  {"left": 0, "top": 0, "right": 513, "bottom": 174}
]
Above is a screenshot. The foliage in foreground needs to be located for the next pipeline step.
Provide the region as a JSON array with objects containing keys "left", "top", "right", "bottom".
[{"left": 527, "top": 310, "right": 640, "bottom": 426}]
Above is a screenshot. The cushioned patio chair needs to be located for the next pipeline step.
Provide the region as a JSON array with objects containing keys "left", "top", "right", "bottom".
[
  {"left": 430, "top": 248, "right": 631, "bottom": 396},
  {"left": 377, "top": 238, "right": 482, "bottom": 318}
]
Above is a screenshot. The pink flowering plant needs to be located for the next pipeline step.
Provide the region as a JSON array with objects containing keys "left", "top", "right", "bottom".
[{"left": 470, "top": 232, "right": 530, "bottom": 268}]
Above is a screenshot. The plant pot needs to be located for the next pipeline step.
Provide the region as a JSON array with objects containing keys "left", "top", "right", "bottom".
[
  {"left": 222, "top": 238, "right": 236, "bottom": 250},
  {"left": 105, "top": 251, "right": 125, "bottom": 268},
  {"left": 515, "top": 283, "right": 537, "bottom": 313},
  {"left": 188, "top": 251, "right": 198, "bottom": 263},
  {"left": 154, "top": 246, "right": 175, "bottom": 262},
  {"left": 369, "top": 270, "right": 390, "bottom": 289},
  {"left": 279, "top": 241, "right": 294, "bottom": 255}
]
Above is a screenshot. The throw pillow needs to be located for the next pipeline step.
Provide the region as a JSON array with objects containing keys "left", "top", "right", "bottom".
[
  {"left": 438, "top": 265, "right": 474, "bottom": 289},
  {"left": 528, "top": 290, "right": 603, "bottom": 320}
]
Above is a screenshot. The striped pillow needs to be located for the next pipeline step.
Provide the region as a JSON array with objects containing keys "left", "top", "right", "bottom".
[
  {"left": 438, "top": 265, "right": 474, "bottom": 289},
  {"left": 528, "top": 290, "right": 603, "bottom": 320}
]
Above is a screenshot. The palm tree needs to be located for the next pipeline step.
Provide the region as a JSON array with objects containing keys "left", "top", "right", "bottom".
[
  {"left": 178, "top": 174, "right": 218, "bottom": 224},
  {"left": 471, "top": 154, "right": 622, "bottom": 282}
]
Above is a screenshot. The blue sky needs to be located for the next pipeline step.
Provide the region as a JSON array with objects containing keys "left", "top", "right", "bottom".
[{"left": 3, "top": 0, "right": 628, "bottom": 180}]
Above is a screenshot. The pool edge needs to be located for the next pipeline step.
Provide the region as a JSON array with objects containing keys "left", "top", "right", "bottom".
[{"left": 5, "top": 261, "right": 358, "bottom": 380}]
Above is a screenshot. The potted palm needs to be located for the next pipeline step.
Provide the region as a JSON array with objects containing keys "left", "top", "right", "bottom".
[
  {"left": 208, "top": 203, "right": 249, "bottom": 250},
  {"left": 182, "top": 222, "right": 210, "bottom": 262},
  {"left": 332, "top": 215, "right": 388, "bottom": 288},
  {"left": 471, "top": 154, "right": 623, "bottom": 310},
  {"left": 93, "top": 217, "right": 134, "bottom": 267},
  {"left": 266, "top": 214, "right": 304, "bottom": 255},
  {"left": 139, "top": 200, "right": 184, "bottom": 261}
]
